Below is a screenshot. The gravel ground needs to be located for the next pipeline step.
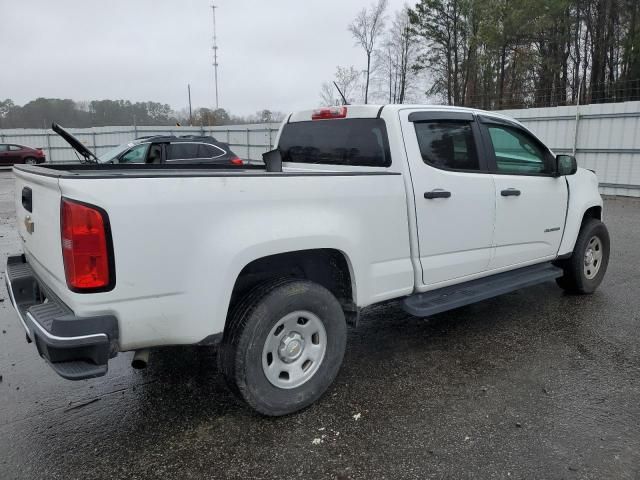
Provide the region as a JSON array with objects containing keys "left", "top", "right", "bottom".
[{"left": 0, "top": 170, "right": 638, "bottom": 480}]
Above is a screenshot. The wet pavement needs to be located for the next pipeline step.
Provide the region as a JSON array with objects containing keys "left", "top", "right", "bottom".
[{"left": 0, "top": 170, "right": 638, "bottom": 479}]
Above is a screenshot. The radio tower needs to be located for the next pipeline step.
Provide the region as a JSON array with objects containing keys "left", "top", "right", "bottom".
[{"left": 211, "top": 4, "right": 219, "bottom": 109}]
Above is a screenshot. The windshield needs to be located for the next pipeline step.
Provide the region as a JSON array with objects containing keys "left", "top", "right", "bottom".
[{"left": 97, "top": 142, "right": 135, "bottom": 163}]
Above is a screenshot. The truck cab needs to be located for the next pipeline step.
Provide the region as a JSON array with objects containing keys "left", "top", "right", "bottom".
[{"left": 278, "top": 105, "right": 602, "bottom": 289}]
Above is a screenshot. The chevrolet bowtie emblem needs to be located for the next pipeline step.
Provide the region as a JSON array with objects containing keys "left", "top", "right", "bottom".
[{"left": 24, "top": 215, "right": 34, "bottom": 234}]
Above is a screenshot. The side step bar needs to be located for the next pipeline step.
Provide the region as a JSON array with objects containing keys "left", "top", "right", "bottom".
[{"left": 402, "top": 263, "right": 563, "bottom": 317}]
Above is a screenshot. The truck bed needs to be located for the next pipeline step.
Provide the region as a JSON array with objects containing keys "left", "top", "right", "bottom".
[{"left": 12, "top": 162, "right": 414, "bottom": 351}]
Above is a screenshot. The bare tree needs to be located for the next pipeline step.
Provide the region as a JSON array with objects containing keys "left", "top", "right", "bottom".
[
  {"left": 393, "top": 8, "right": 419, "bottom": 103},
  {"left": 334, "top": 66, "right": 362, "bottom": 104},
  {"left": 319, "top": 82, "right": 338, "bottom": 106},
  {"left": 349, "top": 0, "right": 388, "bottom": 104},
  {"left": 319, "top": 66, "right": 363, "bottom": 106},
  {"left": 375, "top": 7, "right": 420, "bottom": 104}
]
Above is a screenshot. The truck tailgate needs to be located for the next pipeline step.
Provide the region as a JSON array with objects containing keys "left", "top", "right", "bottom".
[{"left": 14, "top": 168, "right": 66, "bottom": 291}]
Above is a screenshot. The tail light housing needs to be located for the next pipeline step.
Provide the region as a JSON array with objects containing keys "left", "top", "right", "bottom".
[
  {"left": 61, "top": 198, "right": 114, "bottom": 292},
  {"left": 230, "top": 157, "right": 244, "bottom": 166}
]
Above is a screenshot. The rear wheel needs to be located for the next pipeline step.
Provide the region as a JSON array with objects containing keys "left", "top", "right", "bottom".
[
  {"left": 556, "top": 218, "right": 610, "bottom": 294},
  {"left": 24, "top": 157, "right": 37, "bottom": 165},
  {"left": 218, "top": 278, "right": 347, "bottom": 416}
]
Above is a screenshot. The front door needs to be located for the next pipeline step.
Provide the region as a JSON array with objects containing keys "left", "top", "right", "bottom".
[
  {"left": 400, "top": 110, "right": 496, "bottom": 286},
  {"left": 479, "top": 117, "right": 568, "bottom": 269}
]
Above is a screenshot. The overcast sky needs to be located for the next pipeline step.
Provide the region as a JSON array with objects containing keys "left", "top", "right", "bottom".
[{"left": 1, "top": 0, "right": 409, "bottom": 116}]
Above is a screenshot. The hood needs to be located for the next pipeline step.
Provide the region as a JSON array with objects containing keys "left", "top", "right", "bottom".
[{"left": 52, "top": 123, "right": 98, "bottom": 162}]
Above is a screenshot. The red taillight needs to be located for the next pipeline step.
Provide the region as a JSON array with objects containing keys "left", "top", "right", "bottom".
[
  {"left": 312, "top": 106, "right": 348, "bottom": 120},
  {"left": 61, "top": 198, "right": 112, "bottom": 291},
  {"left": 230, "top": 157, "right": 244, "bottom": 165}
]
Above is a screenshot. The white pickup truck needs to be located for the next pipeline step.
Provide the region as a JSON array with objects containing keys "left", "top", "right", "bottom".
[{"left": 6, "top": 105, "right": 610, "bottom": 416}]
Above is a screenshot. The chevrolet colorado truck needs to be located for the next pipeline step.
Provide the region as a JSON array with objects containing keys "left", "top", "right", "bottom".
[{"left": 5, "top": 105, "right": 610, "bottom": 416}]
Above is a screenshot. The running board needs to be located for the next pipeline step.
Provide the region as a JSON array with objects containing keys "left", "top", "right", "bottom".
[{"left": 402, "top": 263, "right": 563, "bottom": 317}]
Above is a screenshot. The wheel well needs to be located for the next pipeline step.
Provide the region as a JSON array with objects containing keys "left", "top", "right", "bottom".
[
  {"left": 582, "top": 206, "right": 602, "bottom": 224},
  {"left": 230, "top": 249, "right": 354, "bottom": 312}
]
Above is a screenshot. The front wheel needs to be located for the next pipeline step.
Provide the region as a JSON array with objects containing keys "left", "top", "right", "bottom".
[
  {"left": 556, "top": 218, "right": 610, "bottom": 294},
  {"left": 218, "top": 278, "right": 347, "bottom": 416}
]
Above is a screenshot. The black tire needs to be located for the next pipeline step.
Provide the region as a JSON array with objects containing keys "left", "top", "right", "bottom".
[
  {"left": 24, "top": 157, "right": 37, "bottom": 165},
  {"left": 218, "top": 278, "right": 347, "bottom": 416},
  {"left": 556, "top": 218, "right": 610, "bottom": 294}
]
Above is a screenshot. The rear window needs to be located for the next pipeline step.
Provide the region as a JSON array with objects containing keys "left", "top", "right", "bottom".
[
  {"left": 198, "top": 143, "right": 226, "bottom": 159},
  {"left": 278, "top": 119, "right": 391, "bottom": 167}
]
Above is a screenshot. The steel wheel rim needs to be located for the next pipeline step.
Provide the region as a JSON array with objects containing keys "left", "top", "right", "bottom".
[
  {"left": 25, "top": 158, "right": 37, "bottom": 164},
  {"left": 262, "top": 310, "right": 327, "bottom": 389},
  {"left": 584, "top": 236, "right": 603, "bottom": 280}
]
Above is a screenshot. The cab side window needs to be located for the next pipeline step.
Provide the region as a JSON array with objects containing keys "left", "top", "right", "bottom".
[
  {"left": 487, "top": 125, "right": 550, "bottom": 174},
  {"left": 414, "top": 121, "right": 480, "bottom": 171}
]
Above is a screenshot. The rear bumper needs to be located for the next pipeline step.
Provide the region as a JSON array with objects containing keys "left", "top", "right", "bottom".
[{"left": 5, "top": 255, "right": 119, "bottom": 380}]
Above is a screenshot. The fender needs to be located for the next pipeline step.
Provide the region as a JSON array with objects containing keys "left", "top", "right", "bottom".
[
  {"left": 211, "top": 239, "right": 362, "bottom": 337},
  {"left": 557, "top": 168, "right": 603, "bottom": 256}
]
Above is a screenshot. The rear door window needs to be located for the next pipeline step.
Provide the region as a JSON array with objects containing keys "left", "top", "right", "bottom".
[
  {"left": 166, "top": 143, "right": 199, "bottom": 161},
  {"left": 278, "top": 119, "right": 391, "bottom": 167},
  {"left": 414, "top": 121, "right": 480, "bottom": 171}
]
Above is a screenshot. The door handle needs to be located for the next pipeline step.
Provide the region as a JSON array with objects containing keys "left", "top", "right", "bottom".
[
  {"left": 501, "top": 188, "right": 521, "bottom": 197},
  {"left": 424, "top": 190, "right": 451, "bottom": 199}
]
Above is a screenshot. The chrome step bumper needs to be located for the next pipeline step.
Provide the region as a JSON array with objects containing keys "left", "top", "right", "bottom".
[{"left": 5, "top": 255, "right": 119, "bottom": 380}]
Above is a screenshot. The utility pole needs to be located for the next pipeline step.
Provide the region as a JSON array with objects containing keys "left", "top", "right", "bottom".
[
  {"left": 188, "top": 84, "right": 193, "bottom": 126},
  {"left": 211, "top": 4, "right": 219, "bottom": 110}
]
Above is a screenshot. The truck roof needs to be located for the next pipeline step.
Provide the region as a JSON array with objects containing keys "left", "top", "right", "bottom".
[{"left": 289, "top": 104, "right": 524, "bottom": 127}]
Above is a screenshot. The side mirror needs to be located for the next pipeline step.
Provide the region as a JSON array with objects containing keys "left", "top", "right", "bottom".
[
  {"left": 262, "top": 149, "right": 283, "bottom": 172},
  {"left": 555, "top": 154, "right": 577, "bottom": 176}
]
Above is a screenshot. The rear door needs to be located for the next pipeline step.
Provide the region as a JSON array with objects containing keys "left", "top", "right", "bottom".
[
  {"left": 400, "top": 110, "right": 496, "bottom": 286},
  {"left": 479, "top": 117, "right": 568, "bottom": 269}
]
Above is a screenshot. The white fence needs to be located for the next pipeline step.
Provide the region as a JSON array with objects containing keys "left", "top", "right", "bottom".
[
  {"left": 0, "top": 124, "right": 281, "bottom": 163},
  {"left": 1, "top": 100, "right": 639, "bottom": 196},
  {"left": 502, "top": 100, "right": 640, "bottom": 197}
]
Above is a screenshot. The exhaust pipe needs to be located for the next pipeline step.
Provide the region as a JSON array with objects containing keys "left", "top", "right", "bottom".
[{"left": 131, "top": 349, "right": 150, "bottom": 369}]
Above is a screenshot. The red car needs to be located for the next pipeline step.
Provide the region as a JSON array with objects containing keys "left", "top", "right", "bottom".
[{"left": 0, "top": 144, "right": 47, "bottom": 165}]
